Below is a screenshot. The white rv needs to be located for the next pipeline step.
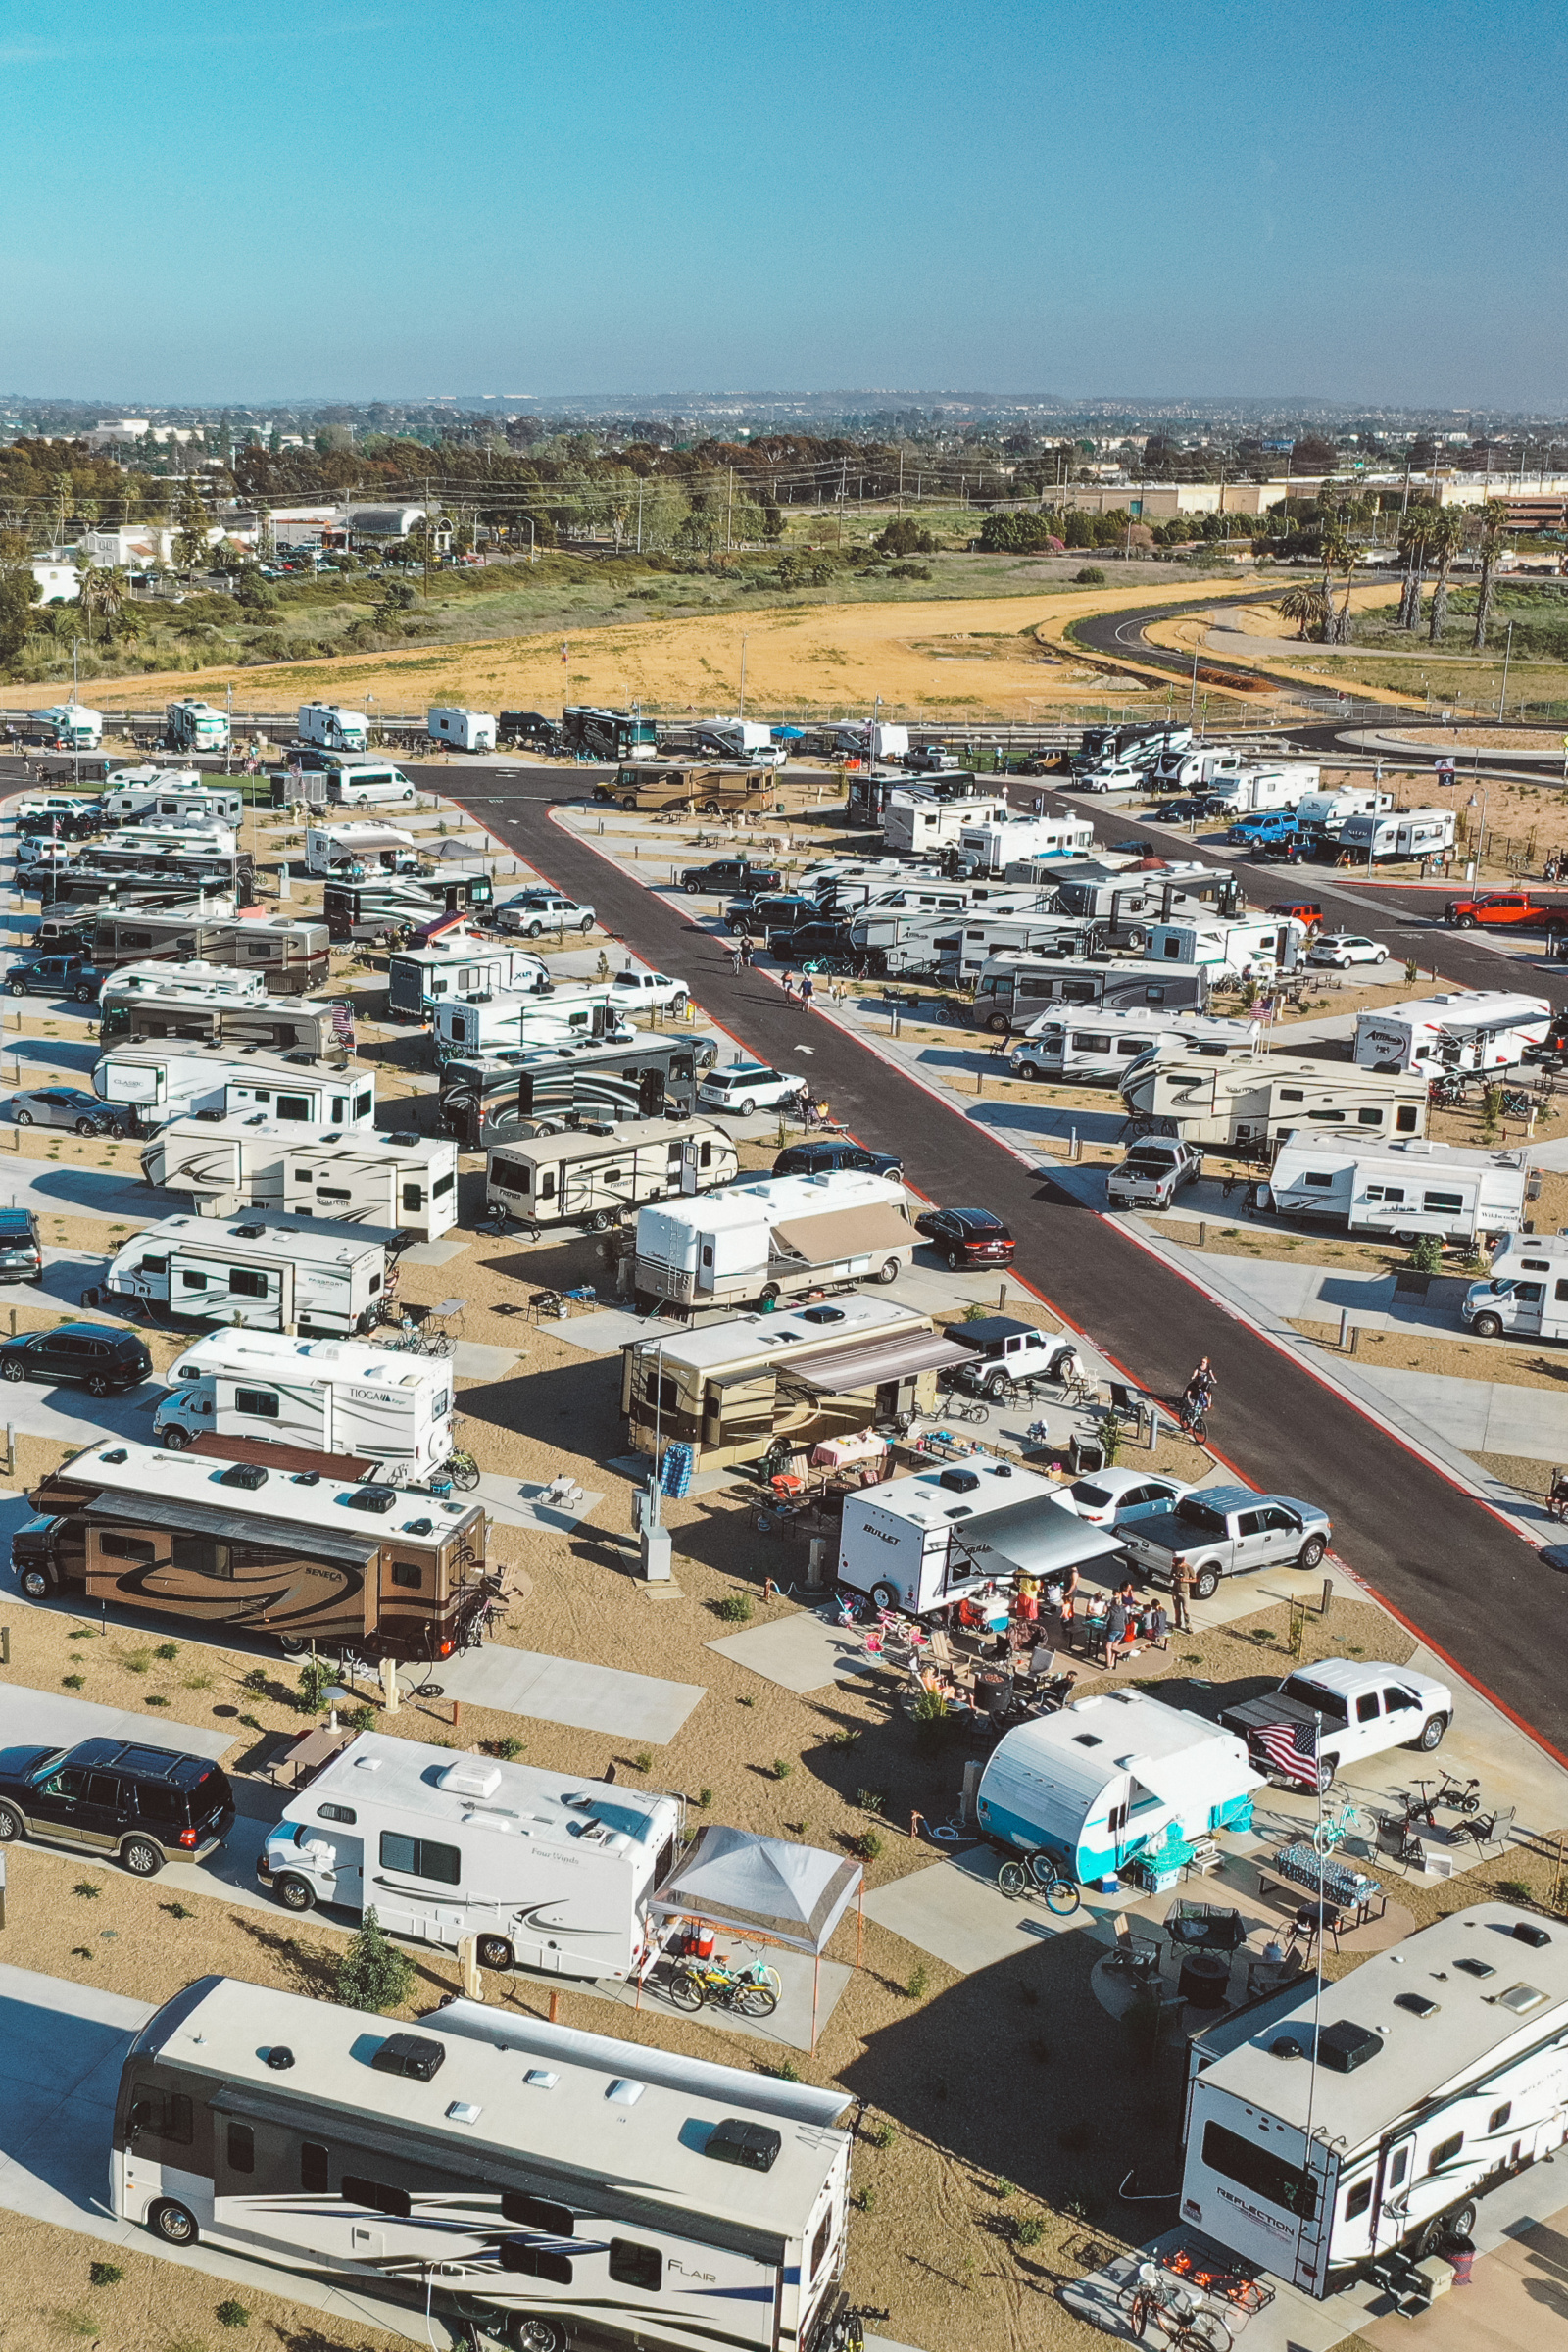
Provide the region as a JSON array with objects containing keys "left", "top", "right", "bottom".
[
  {"left": 112, "top": 1976, "right": 853, "bottom": 2352},
  {"left": 305, "top": 822, "right": 419, "bottom": 878},
  {"left": 1180, "top": 1902, "right": 1568, "bottom": 2297},
  {"left": 103, "top": 1210, "right": 394, "bottom": 1335},
  {"left": 1463, "top": 1233, "right": 1568, "bottom": 1342},
  {"left": 1120, "top": 1050, "right": 1428, "bottom": 1148},
  {"left": 95, "top": 1044, "right": 375, "bottom": 1132},
  {"left": 263, "top": 1731, "right": 681, "bottom": 1976},
  {"left": 142, "top": 1119, "right": 459, "bottom": 1239},
  {"left": 297, "top": 702, "right": 368, "bottom": 753},
  {"left": 1268, "top": 1133, "right": 1529, "bottom": 1243},
  {"left": 155, "top": 1331, "right": 454, "bottom": 1474},
  {"left": 388, "top": 939, "right": 550, "bottom": 1022},
  {"left": 634, "top": 1170, "right": 914, "bottom": 1310},
  {"left": 938, "top": 911, "right": 1095, "bottom": 983},
  {"left": 1011, "top": 1009, "right": 1260, "bottom": 1085},
  {"left": 1203, "top": 761, "right": 1320, "bottom": 814},
  {"left": 428, "top": 705, "right": 498, "bottom": 753},
  {"left": 106, "top": 958, "right": 271, "bottom": 1004},
  {"left": 164, "top": 699, "right": 230, "bottom": 753},
  {"left": 1337, "top": 807, "right": 1457, "bottom": 863},
  {"left": 837, "top": 1451, "right": 1119, "bottom": 1616},
  {"left": 882, "top": 789, "right": 1009, "bottom": 856},
  {"left": 104, "top": 779, "right": 243, "bottom": 826},
  {"left": 1354, "top": 992, "right": 1551, "bottom": 1076},
  {"left": 973, "top": 953, "right": 1211, "bottom": 1035},
  {"left": 487, "top": 1115, "right": 738, "bottom": 1232},
  {"left": 432, "top": 986, "right": 630, "bottom": 1064},
  {"left": 1150, "top": 746, "right": 1246, "bottom": 790},
  {"left": 35, "top": 703, "right": 101, "bottom": 750},
  {"left": 1296, "top": 785, "right": 1394, "bottom": 838},
  {"left": 1145, "top": 914, "right": 1304, "bottom": 978},
  {"left": 956, "top": 813, "right": 1096, "bottom": 875}
]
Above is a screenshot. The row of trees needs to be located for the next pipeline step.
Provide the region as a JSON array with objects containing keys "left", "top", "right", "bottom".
[{"left": 1272, "top": 500, "right": 1508, "bottom": 650}]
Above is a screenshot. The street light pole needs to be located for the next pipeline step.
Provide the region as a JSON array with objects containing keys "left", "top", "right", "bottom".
[{"left": 1497, "top": 620, "right": 1515, "bottom": 722}]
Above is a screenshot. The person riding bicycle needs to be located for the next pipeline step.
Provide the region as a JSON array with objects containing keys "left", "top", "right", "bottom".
[{"left": 1185, "top": 1356, "right": 1218, "bottom": 1413}]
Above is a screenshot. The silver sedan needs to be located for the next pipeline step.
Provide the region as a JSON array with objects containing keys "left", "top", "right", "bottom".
[{"left": 10, "top": 1086, "right": 125, "bottom": 1136}]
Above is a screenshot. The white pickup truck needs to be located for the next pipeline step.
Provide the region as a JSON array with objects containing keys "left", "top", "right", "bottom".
[
  {"left": 1107, "top": 1139, "right": 1203, "bottom": 1210},
  {"left": 610, "top": 967, "right": 690, "bottom": 1016},
  {"left": 1219, "top": 1657, "right": 1454, "bottom": 1783}
]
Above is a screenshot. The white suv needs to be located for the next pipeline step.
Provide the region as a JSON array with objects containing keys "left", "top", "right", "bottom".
[{"left": 697, "top": 1061, "right": 805, "bottom": 1117}]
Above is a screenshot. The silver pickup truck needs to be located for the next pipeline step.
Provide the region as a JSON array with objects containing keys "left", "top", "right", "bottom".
[
  {"left": 1118, "top": 1484, "right": 1331, "bottom": 1598},
  {"left": 1106, "top": 1139, "right": 1202, "bottom": 1210}
]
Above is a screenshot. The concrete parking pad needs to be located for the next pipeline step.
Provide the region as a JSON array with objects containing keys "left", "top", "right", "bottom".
[
  {"left": 451, "top": 1339, "right": 520, "bottom": 1379},
  {"left": 435, "top": 1643, "right": 705, "bottom": 1743},
  {"left": 614, "top": 1948, "right": 851, "bottom": 2055},
  {"left": 399, "top": 1236, "right": 470, "bottom": 1266},
  {"left": 705, "top": 1609, "right": 882, "bottom": 1695},
  {"left": 471, "top": 1470, "right": 603, "bottom": 1533},
  {"left": 0, "top": 1683, "right": 234, "bottom": 1761},
  {"left": 550, "top": 1306, "right": 684, "bottom": 1354},
  {"left": 1351, "top": 1363, "right": 1568, "bottom": 1464},
  {"left": 861, "top": 1844, "right": 1085, "bottom": 1974}
]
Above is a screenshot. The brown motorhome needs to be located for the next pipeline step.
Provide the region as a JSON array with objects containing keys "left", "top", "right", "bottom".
[{"left": 602, "top": 764, "right": 779, "bottom": 814}]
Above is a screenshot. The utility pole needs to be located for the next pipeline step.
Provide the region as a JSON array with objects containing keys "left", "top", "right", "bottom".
[
  {"left": 726, "top": 467, "right": 734, "bottom": 552},
  {"left": 635, "top": 482, "right": 643, "bottom": 555},
  {"left": 739, "top": 635, "right": 748, "bottom": 719}
]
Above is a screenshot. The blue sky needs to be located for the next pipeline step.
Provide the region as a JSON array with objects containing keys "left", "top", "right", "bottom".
[{"left": 2, "top": 0, "right": 1562, "bottom": 408}]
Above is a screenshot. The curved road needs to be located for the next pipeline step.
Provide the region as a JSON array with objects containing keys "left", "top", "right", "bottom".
[{"left": 437, "top": 762, "right": 1566, "bottom": 1759}]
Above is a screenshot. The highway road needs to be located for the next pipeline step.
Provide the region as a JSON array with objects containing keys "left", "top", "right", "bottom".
[{"left": 432, "top": 760, "right": 1568, "bottom": 1759}]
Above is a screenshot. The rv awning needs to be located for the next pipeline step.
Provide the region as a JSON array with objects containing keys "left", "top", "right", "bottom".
[
  {"left": 952, "top": 1494, "right": 1123, "bottom": 1581},
  {"left": 1125, "top": 1739, "right": 1264, "bottom": 1809},
  {"left": 769, "top": 1204, "right": 912, "bottom": 1265},
  {"left": 650, "top": 1827, "right": 862, "bottom": 1956},
  {"left": 82, "top": 1493, "right": 383, "bottom": 1569},
  {"left": 791, "top": 1331, "right": 973, "bottom": 1393}
]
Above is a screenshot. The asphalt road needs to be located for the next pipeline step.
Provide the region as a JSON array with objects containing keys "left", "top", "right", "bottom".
[{"left": 433, "top": 761, "right": 1567, "bottom": 1759}]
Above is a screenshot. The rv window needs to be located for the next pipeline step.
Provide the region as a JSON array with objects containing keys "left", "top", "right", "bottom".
[
  {"left": 181, "top": 1270, "right": 209, "bottom": 1291},
  {"left": 356, "top": 1093, "right": 371, "bottom": 1116},
  {"left": 699, "top": 1140, "right": 712, "bottom": 1166},
  {"left": 1303, "top": 1173, "right": 1335, "bottom": 1189},
  {"left": 131, "top": 2086, "right": 194, "bottom": 2146},
  {"left": 1389, "top": 2147, "right": 1409, "bottom": 2187},
  {"left": 400, "top": 1183, "right": 422, "bottom": 1212},
  {"left": 1344, "top": 2178, "right": 1373, "bottom": 2220},
  {"left": 1490, "top": 2101, "right": 1512, "bottom": 2132},
  {"left": 227, "top": 2122, "right": 255, "bottom": 2175},
  {"left": 1280, "top": 1089, "right": 1303, "bottom": 1102},
  {"left": 1396, "top": 1106, "right": 1419, "bottom": 1133},
  {"left": 342, "top": 2175, "right": 412, "bottom": 2219},
  {"left": 331, "top": 1099, "right": 347, "bottom": 1122},
  {"left": 140, "top": 1255, "right": 168, "bottom": 1275},
  {"left": 538, "top": 1172, "right": 557, "bottom": 1200},
  {"left": 245, "top": 941, "right": 273, "bottom": 958},
  {"left": 1117, "top": 1039, "right": 1146, "bottom": 1056},
  {"left": 379, "top": 1831, "right": 461, "bottom": 1886},
  {"left": 610, "top": 2240, "right": 662, "bottom": 2292},
  {"left": 235, "top": 1388, "right": 281, "bottom": 1419},
  {"left": 1072, "top": 1034, "right": 1113, "bottom": 1054},
  {"left": 433, "top": 1171, "right": 454, "bottom": 1197},
  {"left": 172, "top": 1535, "right": 232, "bottom": 1580},
  {"left": 1308, "top": 1109, "right": 1347, "bottom": 1122},
  {"left": 501, "top": 2244, "right": 573, "bottom": 2284},
  {"left": 100, "top": 1533, "right": 156, "bottom": 1563},
  {"left": 1201, "top": 2121, "right": 1316, "bottom": 2219},
  {"left": 1161, "top": 940, "right": 1180, "bottom": 958},
  {"left": 318, "top": 1803, "right": 356, "bottom": 1824},
  {"left": 502, "top": 2190, "right": 574, "bottom": 2235},
  {"left": 1423, "top": 1191, "right": 1464, "bottom": 1213},
  {"left": 391, "top": 1563, "right": 422, "bottom": 1590},
  {"left": 301, "top": 2143, "right": 329, "bottom": 2192},
  {"left": 490, "top": 1156, "right": 529, "bottom": 1194},
  {"left": 1555, "top": 1280, "right": 1568, "bottom": 1303},
  {"left": 276, "top": 1095, "right": 311, "bottom": 1121},
  {"left": 1061, "top": 982, "right": 1095, "bottom": 1002},
  {"left": 646, "top": 1374, "right": 679, "bottom": 1416},
  {"left": 811, "top": 2212, "right": 834, "bottom": 2278},
  {"left": 230, "top": 1269, "right": 268, "bottom": 1298},
  {"left": 1429, "top": 2132, "right": 1463, "bottom": 2174}
]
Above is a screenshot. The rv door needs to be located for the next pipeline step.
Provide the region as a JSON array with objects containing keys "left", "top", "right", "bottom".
[{"left": 1371, "top": 2134, "right": 1417, "bottom": 2256}]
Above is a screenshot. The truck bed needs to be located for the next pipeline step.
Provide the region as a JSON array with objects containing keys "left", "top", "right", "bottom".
[{"left": 1218, "top": 1690, "right": 1321, "bottom": 1740}]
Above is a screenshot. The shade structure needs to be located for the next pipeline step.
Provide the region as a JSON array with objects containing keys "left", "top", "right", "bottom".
[{"left": 652, "top": 1827, "right": 862, "bottom": 1956}]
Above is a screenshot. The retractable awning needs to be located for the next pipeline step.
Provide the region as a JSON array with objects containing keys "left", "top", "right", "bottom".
[
  {"left": 790, "top": 1331, "right": 972, "bottom": 1393},
  {"left": 769, "top": 1204, "right": 913, "bottom": 1264},
  {"left": 1126, "top": 1740, "right": 1264, "bottom": 1809},
  {"left": 82, "top": 1494, "right": 382, "bottom": 1569},
  {"left": 951, "top": 1494, "right": 1123, "bottom": 1580}
]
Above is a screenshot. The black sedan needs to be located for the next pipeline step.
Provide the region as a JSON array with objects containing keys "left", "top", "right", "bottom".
[
  {"left": 0, "top": 1321, "right": 151, "bottom": 1396},
  {"left": 772, "top": 1139, "right": 903, "bottom": 1179},
  {"left": 1152, "top": 797, "right": 1225, "bottom": 822},
  {"left": 914, "top": 1206, "right": 1017, "bottom": 1270}
]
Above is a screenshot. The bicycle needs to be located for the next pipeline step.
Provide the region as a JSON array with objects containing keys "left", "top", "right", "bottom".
[
  {"left": 1118, "top": 2262, "right": 1233, "bottom": 2352},
  {"left": 1310, "top": 1796, "right": 1371, "bottom": 1855},
  {"left": 434, "top": 1449, "right": 480, "bottom": 1492},
  {"left": 668, "top": 1955, "right": 782, "bottom": 2018},
  {"left": 1178, "top": 1394, "right": 1210, "bottom": 1440},
  {"left": 997, "top": 1848, "right": 1081, "bottom": 1915},
  {"left": 820, "top": 2307, "right": 891, "bottom": 2352},
  {"left": 1432, "top": 1769, "right": 1482, "bottom": 1814}
]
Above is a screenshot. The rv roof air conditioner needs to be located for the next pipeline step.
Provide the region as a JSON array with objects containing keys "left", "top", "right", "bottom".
[
  {"left": 1318, "top": 2021, "right": 1383, "bottom": 2073},
  {"left": 440, "top": 1757, "right": 502, "bottom": 1800}
]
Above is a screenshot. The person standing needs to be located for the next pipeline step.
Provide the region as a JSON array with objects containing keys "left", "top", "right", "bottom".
[
  {"left": 1170, "top": 1556, "right": 1194, "bottom": 1633},
  {"left": 1103, "top": 1597, "right": 1128, "bottom": 1670},
  {"left": 739, "top": 934, "right": 754, "bottom": 968},
  {"left": 800, "top": 973, "right": 815, "bottom": 1012},
  {"left": 781, "top": 970, "right": 797, "bottom": 1003}
]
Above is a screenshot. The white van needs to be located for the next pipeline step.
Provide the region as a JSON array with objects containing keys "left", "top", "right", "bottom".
[{"left": 326, "top": 762, "right": 416, "bottom": 808}]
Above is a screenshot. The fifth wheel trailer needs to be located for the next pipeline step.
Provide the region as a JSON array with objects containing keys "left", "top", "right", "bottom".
[
  {"left": 95, "top": 1043, "right": 374, "bottom": 1132},
  {"left": 110, "top": 1976, "right": 853, "bottom": 2352},
  {"left": 103, "top": 1211, "right": 395, "bottom": 1335},
  {"left": 142, "top": 1120, "right": 459, "bottom": 1240},
  {"left": 633, "top": 1170, "right": 914, "bottom": 1312},
  {"left": 485, "top": 1115, "right": 738, "bottom": 1233},
  {"left": 154, "top": 1332, "right": 455, "bottom": 1477},
  {"left": 971, "top": 954, "right": 1210, "bottom": 1035},
  {"left": 1120, "top": 1051, "right": 1428, "bottom": 1149}
]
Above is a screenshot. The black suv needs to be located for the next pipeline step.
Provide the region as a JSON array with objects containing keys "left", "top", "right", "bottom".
[
  {"left": 0, "top": 1321, "right": 151, "bottom": 1396},
  {"left": 680, "top": 859, "right": 783, "bottom": 897},
  {"left": 5, "top": 954, "right": 103, "bottom": 1003},
  {"left": 0, "top": 1736, "right": 233, "bottom": 1877},
  {"left": 773, "top": 1140, "right": 903, "bottom": 1179},
  {"left": 0, "top": 1207, "right": 41, "bottom": 1283}
]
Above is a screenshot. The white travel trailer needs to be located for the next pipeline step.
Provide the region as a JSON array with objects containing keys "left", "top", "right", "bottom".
[
  {"left": 837, "top": 1451, "right": 1119, "bottom": 1615},
  {"left": 634, "top": 1170, "right": 914, "bottom": 1311},
  {"left": 1010, "top": 1008, "right": 1260, "bottom": 1085},
  {"left": 427, "top": 705, "right": 498, "bottom": 753},
  {"left": 388, "top": 939, "right": 550, "bottom": 1022},
  {"left": 305, "top": 822, "right": 419, "bottom": 878},
  {"left": 1150, "top": 745, "right": 1246, "bottom": 789},
  {"left": 882, "top": 788, "right": 1008, "bottom": 856},
  {"left": 1463, "top": 1232, "right": 1568, "bottom": 1342},
  {"left": 955, "top": 813, "right": 1096, "bottom": 875},
  {"left": 1121, "top": 1050, "right": 1428, "bottom": 1148},
  {"left": 1145, "top": 914, "right": 1304, "bottom": 978},
  {"left": 1203, "top": 761, "right": 1320, "bottom": 814},
  {"left": 487, "top": 1115, "right": 738, "bottom": 1232},
  {"left": 112, "top": 1976, "right": 853, "bottom": 2352},
  {"left": 1296, "top": 785, "right": 1394, "bottom": 838},
  {"left": 95, "top": 1043, "right": 375, "bottom": 1132},
  {"left": 1337, "top": 806, "right": 1456, "bottom": 863},
  {"left": 143, "top": 1119, "right": 459, "bottom": 1240},
  {"left": 1180, "top": 1903, "right": 1568, "bottom": 2297},
  {"left": 103, "top": 1210, "right": 394, "bottom": 1335},
  {"left": 1354, "top": 991, "right": 1551, "bottom": 1076},
  {"left": 1268, "top": 1133, "right": 1530, "bottom": 1243},
  {"left": 104, "top": 780, "right": 244, "bottom": 826},
  {"left": 263, "top": 1731, "right": 682, "bottom": 1976},
  {"left": 297, "top": 702, "right": 368, "bottom": 753},
  {"left": 154, "top": 1331, "right": 454, "bottom": 1473},
  {"left": 937, "top": 911, "right": 1097, "bottom": 983},
  {"left": 432, "top": 986, "right": 629, "bottom": 1064},
  {"left": 107, "top": 958, "right": 271, "bottom": 1004},
  {"left": 96, "top": 820, "right": 237, "bottom": 858}
]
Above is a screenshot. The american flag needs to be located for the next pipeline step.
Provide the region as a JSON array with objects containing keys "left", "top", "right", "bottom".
[{"left": 1251, "top": 1717, "right": 1317, "bottom": 1784}]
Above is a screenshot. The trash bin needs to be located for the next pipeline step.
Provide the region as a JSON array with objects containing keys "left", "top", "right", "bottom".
[
  {"left": 1069, "top": 1438, "right": 1104, "bottom": 1476},
  {"left": 1444, "top": 2236, "right": 1476, "bottom": 2286}
]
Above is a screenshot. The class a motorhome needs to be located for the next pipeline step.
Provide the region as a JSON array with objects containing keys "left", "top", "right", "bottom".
[
  {"left": 32, "top": 837, "right": 257, "bottom": 909},
  {"left": 1119, "top": 1049, "right": 1428, "bottom": 1149},
  {"left": 621, "top": 1291, "right": 969, "bottom": 1469},
  {"left": 142, "top": 1119, "right": 459, "bottom": 1240},
  {"left": 836, "top": 1450, "right": 1121, "bottom": 1616},
  {"left": 881, "top": 788, "right": 1009, "bottom": 856},
  {"left": 971, "top": 954, "right": 1210, "bottom": 1036},
  {"left": 110, "top": 1976, "right": 853, "bottom": 2352},
  {"left": 154, "top": 1332, "right": 455, "bottom": 1476},
  {"left": 324, "top": 866, "right": 494, "bottom": 943},
  {"left": 20, "top": 1437, "right": 486, "bottom": 1655},
  {"left": 1145, "top": 914, "right": 1304, "bottom": 978},
  {"left": 164, "top": 699, "right": 231, "bottom": 753},
  {"left": 1354, "top": 992, "right": 1552, "bottom": 1076},
  {"left": 1010, "top": 1008, "right": 1260, "bottom": 1085},
  {"left": 94, "top": 1043, "right": 374, "bottom": 1132},
  {"left": 1463, "top": 1232, "right": 1568, "bottom": 1342},
  {"left": 1269, "top": 1133, "right": 1530, "bottom": 1243},
  {"left": 1180, "top": 1903, "right": 1568, "bottom": 2297},
  {"left": 427, "top": 705, "right": 498, "bottom": 752},
  {"left": 487, "top": 1115, "right": 738, "bottom": 1234},
  {"left": 440, "top": 1035, "right": 701, "bottom": 1150},
  {"left": 1337, "top": 806, "right": 1457, "bottom": 863},
  {"left": 261, "top": 1731, "right": 681, "bottom": 1977},
  {"left": 432, "top": 985, "right": 630, "bottom": 1064},
  {"left": 387, "top": 939, "right": 548, "bottom": 1021},
  {"left": 102, "top": 985, "right": 352, "bottom": 1059},
  {"left": 634, "top": 1170, "right": 914, "bottom": 1312},
  {"left": 305, "top": 823, "right": 420, "bottom": 878},
  {"left": 103, "top": 1210, "right": 395, "bottom": 1336},
  {"left": 955, "top": 813, "right": 1096, "bottom": 875}
]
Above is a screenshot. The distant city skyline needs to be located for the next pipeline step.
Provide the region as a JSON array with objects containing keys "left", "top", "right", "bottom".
[{"left": 7, "top": 1, "right": 1563, "bottom": 408}]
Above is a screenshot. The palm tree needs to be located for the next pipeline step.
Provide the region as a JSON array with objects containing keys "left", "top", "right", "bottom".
[
  {"left": 1319, "top": 521, "right": 1359, "bottom": 644},
  {"left": 1425, "top": 508, "right": 1467, "bottom": 642},
  {"left": 1471, "top": 504, "right": 1505, "bottom": 650},
  {"left": 1396, "top": 507, "right": 1436, "bottom": 631},
  {"left": 1277, "top": 582, "right": 1330, "bottom": 641}
]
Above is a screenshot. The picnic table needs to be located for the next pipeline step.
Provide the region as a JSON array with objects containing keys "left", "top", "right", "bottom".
[{"left": 1263, "top": 1842, "right": 1387, "bottom": 1929}]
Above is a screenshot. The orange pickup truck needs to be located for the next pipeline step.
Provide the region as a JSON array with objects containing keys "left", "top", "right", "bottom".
[{"left": 1443, "top": 891, "right": 1568, "bottom": 931}]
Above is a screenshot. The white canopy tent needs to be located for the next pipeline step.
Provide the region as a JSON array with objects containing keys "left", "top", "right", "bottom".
[{"left": 650, "top": 1826, "right": 865, "bottom": 2050}]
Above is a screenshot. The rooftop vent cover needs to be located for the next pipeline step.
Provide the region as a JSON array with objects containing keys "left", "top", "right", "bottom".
[{"left": 1318, "top": 2021, "right": 1383, "bottom": 2074}]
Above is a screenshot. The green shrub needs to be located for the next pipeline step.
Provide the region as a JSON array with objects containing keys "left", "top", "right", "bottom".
[
  {"left": 87, "top": 2264, "right": 123, "bottom": 2288},
  {"left": 905, "top": 1963, "right": 930, "bottom": 2000},
  {"left": 217, "top": 2302, "right": 251, "bottom": 2328},
  {"left": 343, "top": 1704, "right": 376, "bottom": 1734},
  {"left": 240, "top": 1667, "right": 270, "bottom": 1695},
  {"left": 866, "top": 2120, "right": 896, "bottom": 2149},
  {"left": 334, "top": 1907, "right": 415, "bottom": 2014},
  {"left": 489, "top": 1737, "right": 524, "bottom": 1761},
  {"left": 696, "top": 1787, "right": 712, "bottom": 1809},
  {"left": 62, "top": 1673, "right": 84, "bottom": 1690},
  {"left": 773, "top": 1757, "right": 793, "bottom": 1781},
  {"left": 73, "top": 1882, "right": 100, "bottom": 1900},
  {"left": 717, "top": 1592, "right": 754, "bottom": 1623},
  {"left": 297, "top": 1656, "right": 333, "bottom": 1713},
  {"left": 854, "top": 1830, "right": 883, "bottom": 1862},
  {"left": 1407, "top": 1234, "right": 1444, "bottom": 1275},
  {"left": 857, "top": 1788, "right": 885, "bottom": 1814},
  {"left": 1497, "top": 1878, "right": 1533, "bottom": 1904},
  {"left": 154, "top": 1642, "right": 179, "bottom": 1662},
  {"left": 855, "top": 2185, "right": 877, "bottom": 2214},
  {"left": 633, "top": 1749, "right": 653, "bottom": 1772},
  {"left": 1013, "top": 2214, "right": 1045, "bottom": 2248},
  {"left": 1073, "top": 566, "right": 1106, "bottom": 585}
]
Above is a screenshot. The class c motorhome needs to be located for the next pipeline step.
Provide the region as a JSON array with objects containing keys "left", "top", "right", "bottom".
[
  {"left": 154, "top": 1331, "right": 455, "bottom": 1476},
  {"left": 1463, "top": 1231, "right": 1568, "bottom": 1342}
]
